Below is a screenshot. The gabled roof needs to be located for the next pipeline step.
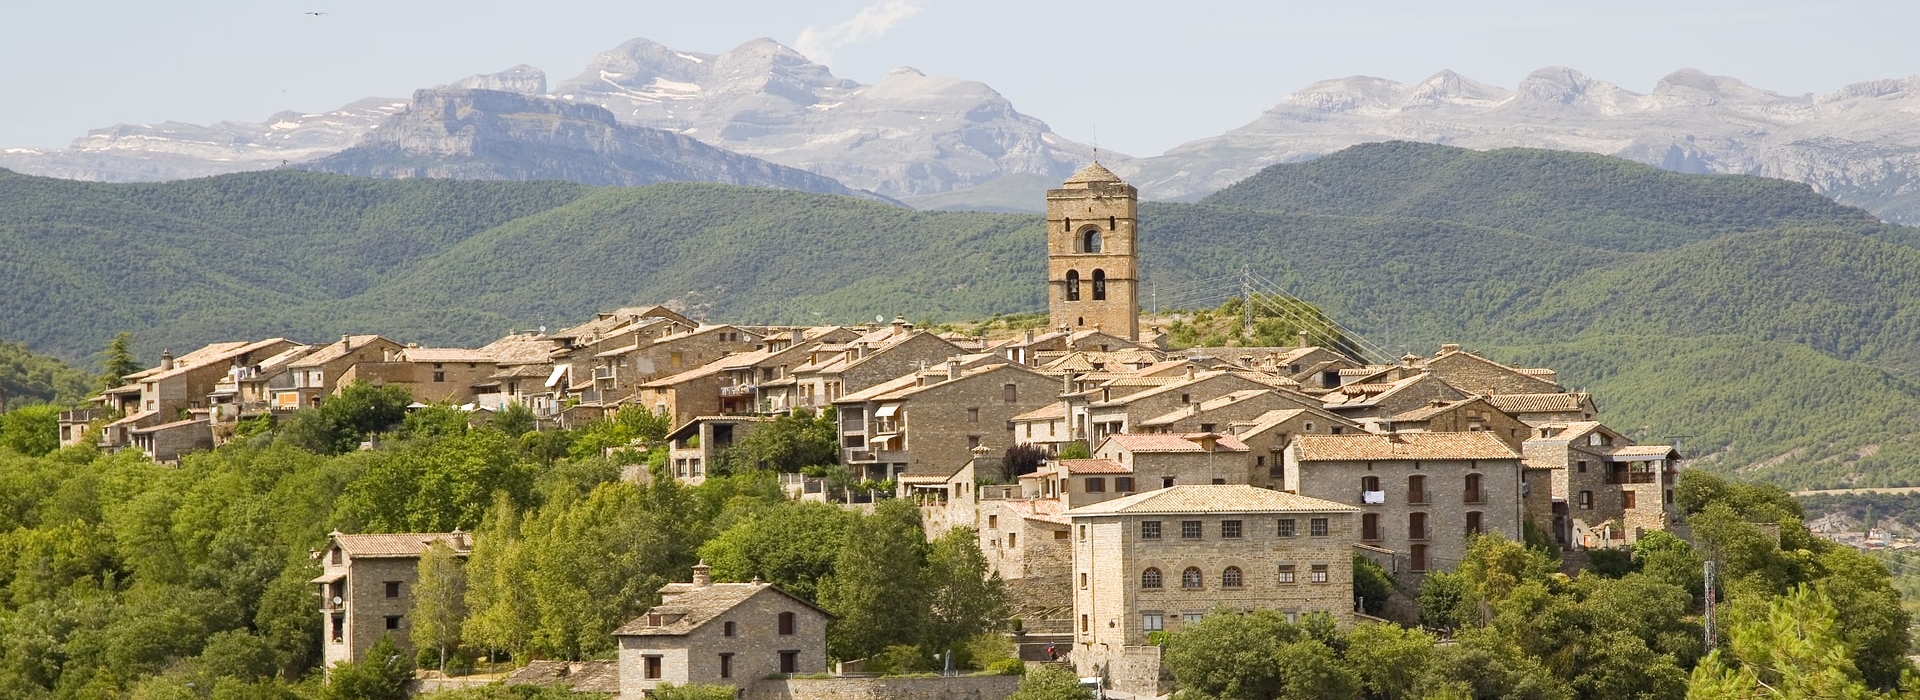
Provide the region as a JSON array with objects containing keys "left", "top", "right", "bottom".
[
  {"left": 1524, "top": 421, "right": 1608, "bottom": 444},
  {"left": 289, "top": 335, "right": 397, "bottom": 368},
  {"left": 1322, "top": 373, "right": 1463, "bottom": 409},
  {"left": 1486, "top": 393, "right": 1594, "bottom": 414},
  {"left": 135, "top": 339, "right": 296, "bottom": 382},
  {"left": 477, "top": 333, "right": 563, "bottom": 366},
  {"left": 1012, "top": 403, "right": 1068, "bottom": 422},
  {"left": 1102, "top": 433, "right": 1249, "bottom": 453},
  {"left": 1598, "top": 445, "right": 1681, "bottom": 460},
  {"left": 613, "top": 582, "right": 827, "bottom": 637},
  {"left": 504, "top": 660, "right": 620, "bottom": 693},
  {"left": 1066, "top": 485, "right": 1356, "bottom": 516},
  {"left": 328, "top": 532, "right": 472, "bottom": 559},
  {"left": 1429, "top": 347, "right": 1561, "bottom": 391},
  {"left": 835, "top": 362, "right": 1044, "bottom": 404},
  {"left": 1291, "top": 432, "right": 1519, "bottom": 461},
  {"left": 402, "top": 347, "right": 496, "bottom": 364},
  {"left": 1061, "top": 459, "right": 1130, "bottom": 474},
  {"left": 1136, "top": 389, "right": 1299, "bottom": 427},
  {"left": 1233, "top": 406, "right": 1361, "bottom": 437},
  {"left": 1391, "top": 397, "right": 1501, "bottom": 423}
]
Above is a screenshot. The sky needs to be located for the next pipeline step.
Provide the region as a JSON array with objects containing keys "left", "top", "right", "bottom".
[{"left": 3, "top": 0, "right": 1917, "bottom": 156}]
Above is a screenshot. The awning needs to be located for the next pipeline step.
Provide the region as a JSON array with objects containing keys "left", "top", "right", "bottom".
[
  {"left": 309, "top": 571, "right": 346, "bottom": 584},
  {"left": 545, "top": 365, "right": 570, "bottom": 388},
  {"left": 875, "top": 403, "right": 902, "bottom": 417},
  {"left": 871, "top": 433, "right": 899, "bottom": 447}
]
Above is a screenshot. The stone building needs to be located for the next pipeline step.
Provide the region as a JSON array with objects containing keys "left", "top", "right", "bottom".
[
  {"left": 1229, "top": 407, "right": 1364, "bottom": 487},
  {"left": 1521, "top": 422, "right": 1681, "bottom": 548},
  {"left": 834, "top": 360, "right": 1058, "bottom": 483},
  {"left": 1382, "top": 397, "right": 1532, "bottom": 452},
  {"left": 637, "top": 327, "right": 857, "bottom": 428},
  {"left": 576, "top": 323, "right": 759, "bottom": 411},
  {"left": 1093, "top": 433, "right": 1253, "bottom": 489},
  {"left": 1047, "top": 163, "right": 1141, "bottom": 340},
  {"left": 612, "top": 564, "right": 829, "bottom": 697},
  {"left": 1485, "top": 392, "right": 1600, "bottom": 427},
  {"left": 312, "top": 531, "right": 472, "bottom": 671},
  {"left": 1422, "top": 344, "right": 1561, "bottom": 395},
  {"left": 284, "top": 335, "right": 406, "bottom": 410},
  {"left": 664, "top": 415, "right": 773, "bottom": 485},
  {"left": 1067, "top": 485, "right": 1358, "bottom": 698},
  {"left": 1283, "top": 433, "right": 1523, "bottom": 576},
  {"left": 781, "top": 319, "right": 965, "bottom": 411},
  {"left": 74, "top": 338, "right": 299, "bottom": 458}
]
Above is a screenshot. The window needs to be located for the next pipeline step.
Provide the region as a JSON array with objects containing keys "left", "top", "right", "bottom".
[
  {"left": 1085, "top": 477, "right": 1106, "bottom": 493},
  {"left": 1409, "top": 513, "right": 1429, "bottom": 540},
  {"left": 1080, "top": 572, "right": 1089, "bottom": 589},
  {"left": 780, "top": 651, "right": 799, "bottom": 674},
  {"left": 1277, "top": 564, "right": 1296, "bottom": 583},
  {"left": 385, "top": 615, "right": 402, "bottom": 630},
  {"left": 331, "top": 548, "right": 341, "bottom": 565},
  {"left": 988, "top": 514, "right": 998, "bottom": 529},
  {"left": 331, "top": 614, "right": 344, "bottom": 642},
  {"left": 1623, "top": 491, "right": 1637, "bottom": 509},
  {"left": 1466, "top": 511, "right": 1483, "bottom": 536},
  {"left": 1310, "top": 518, "right": 1329, "bottom": 537},
  {"left": 720, "top": 653, "right": 734, "bottom": 679},
  {"left": 645, "top": 656, "right": 663, "bottom": 679},
  {"left": 1182, "top": 613, "right": 1204, "bottom": 624},
  {"left": 1464, "top": 473, "right": 1484, "bottom": 504},
  {"left": 1009, "top": 533, "right": 1018, "bottom": 548},
  {"left": 1304, "top": 421, "right": 1315, "bottom": 432},
  {"left": 1277, "top": 519, "right": 1297, "bottom": 537},
  {"left": 1003, "top": 384, "right": 1018, "bottom": 403},
  {"left": 385, "top": 581, "right": 402, "bottom": 598},
  {"left": 1066, "top": 270, "right": 1082, "bottom": 301},
  {"left": 1182, "top": 567, "right": 1203, "bottom": 588},
  {"left": 1362, "top": 513, "right": 1381, "bottom": 541},
  {"left": 1181, "top": 520, "right": 1203, "bottom": 539},
  {"left": 1141, "top": 521, "right": 1162, "bottom": 539},
  {"left": 1411, "top": 545, "right": 1429, "bottom": 573},
  {"left": 1162, "top": 476, "right": 1176, "bottom": 488},
  {"left": 1142, "top": 568, "right": 1162, "bottom": 589},
  {"left": 1360, "top": 475, "right": 1381, "bottom": 493},
  {"left": 1221, "top": 520, "right": 1243, "bottom": 538},
  {"left": 968, "top": 408, "right": 979, "bottom": 422},
  {"left": 1577, "top": 460, "right": 1588, "bottom": 473},
  {"left": 433, "top": 370, "right": 445, "bottom": 382},
  {"left": 1331, "top": 426, "right": 1344, "bottom": 435},
  {"left": 1092, "top": 269, "right": 1107, "bottom": 300},
  {"left": 1408, "top": 475, "right": 1427, "bottom": 504},
  {"left": 1079, "top": 525, "right": 1088, "bottom": 541},
  {"left": 1222, "top": 566, "right": 1243, "bottom": 588},
  {"left": 1083, "top": 228, "right": 1103, "bottom": 253},
  {"left": 1579, "top": 491, "right": 1594, "bottom": 509},
  {"left": 778, "top": 611, "right": 796, "bottom": 636},
  {"left": 724, "top": 621, "right": 737, "bottom": 637},
  {"left": 1142, "top": 614, "right": 1164, "bottom": 631},
  {"left": 1199, "top": 423, "right": 1215, "bottom": 433},
  {"left": 1180, "top": 393, "right": 1191, "bottom": 404},
  {"left": 1310, "top": 564, "right": 1329, "bottom": 583},
  {"left": 1116, "top": 477, "right": 1134, "bottom": 493},
  {"left": 968, "top": 435, "right": 981, "bottom": 449},
  {"left": 1081, "top": 615, "right": 1089, "bottom": 633}
]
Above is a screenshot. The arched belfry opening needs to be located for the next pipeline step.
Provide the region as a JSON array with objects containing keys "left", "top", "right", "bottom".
[
  {"left": 1065, "top": 270, "right": 1081, "bottom": 301},
  {"left": 1082, "top": 228, "right": 1102, "bottom": 253},
  {"left": 1092, "top": 269, "right": 1107, "bottom": 300}
]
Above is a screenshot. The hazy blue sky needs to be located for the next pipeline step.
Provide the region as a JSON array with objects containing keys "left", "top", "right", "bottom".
[{"left": 4, "top": 0, "right": 1915, "bottom": 155}]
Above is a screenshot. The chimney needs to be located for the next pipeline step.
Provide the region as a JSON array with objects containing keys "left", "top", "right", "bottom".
[
  {"left": 891, "top": 316, "right": 908, "bottom": 336},
  {"left": 692, "top": 561, "right": 712, "bottom": 588},
  {"left": 1189, "top": 433, "right": 1219, "bottom": 452},
  {"left": 449, "top": 528, "right": 468, "bottom": 551},
  {"left": 791, "top": 329, "right": 804, "bottom": 345},
  {"left": 1185, "top": 363, "right": 1197, "bottom": 381},
  {"left": 160, "top": 350, "right": 174, "bottom": 371},
  {"left": 1023, "top": 329, "right": 1035, "bottom": 345},
  {"left": 1062, "top": 371, "right": 1076, "bottom": 395},
  {"left": 947, "top": 356, "right": 962, "bottom": 380},
  {"left": 1297, "top": 331, "right": 1310, "bottom": 348},
  {"left": 342, "top": 334, "right": 352, "bottom": 349},
  {"left": 1239, "top": 354, "right": 1254, "bottom": 368},
  {"left": 1440, "top": 343, "right": 1461, "bottom": 354}
]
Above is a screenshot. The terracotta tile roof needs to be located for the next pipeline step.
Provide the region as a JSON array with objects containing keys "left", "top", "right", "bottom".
[
  {"left": 141, "top": 339, "right": 296, "bottom": 382},
  {"left": 1235, "top": 407, "right": 1359, "bottom": 437},
  {"left": 1525, "top": 421, "right": 1606, "bottom": 444},
  {"left": 613, "top": 582, "right": 826, "bottom": 636},
  {"left": 332, "top": 532, "right": 473, "bottom": 558},
  {"left": 477, "top": 333, "right": 563, "bottom": 365},
  {"left": 1137, "top": 389, "right": 1292, "bottom": 427},
  {"left": 289, "top": 335, "right": 394, "bottom": 368},
  {"left": 1066, "top": 485, "right": 1357, "bottom": 516},
  {"left": 1063, "top": 161, "right": 1124, "bottom": 184},
  {"left": 1486, "top": 393, "right": 1592, "bottom": 414},
  {"left": 1599, "top": 445, "right": 1681, "bottom": 460},
  {"left": 1061, "top": 459, "right": 1130, "bottom": 474},
  {"left": 1013, "top": 403, "right": 1067, "bottom": 421},
  {"left": 1103, "top": 433, "right": 1249, "bottom": 453},
  {"left": 836, "top": 363, "right": 1042, "bottom": 404},
  {"left": 1291, "top": 432, "right": 1519, "bottom": 461},
  {"left": 400, "top": 347, "right": 496, "bottom": 364},
  {"left": 1391, "top": 398, "right": 1484, "bottom": 423},
  {"left": 504, "top": 660, "right": 619, "bottom": 693}
]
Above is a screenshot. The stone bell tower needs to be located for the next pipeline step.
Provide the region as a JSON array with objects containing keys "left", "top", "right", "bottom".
[{"left": 1046, "top": 162, "right": 1140, "bottom": 340}]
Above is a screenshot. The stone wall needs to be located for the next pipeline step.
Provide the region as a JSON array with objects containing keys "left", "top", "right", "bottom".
[
  {"left": 1287, "top": 456, "right": 1524, "bottom": 575},
  {"left": 743, "top": 675, "right": 1020, "bottom": 700}
]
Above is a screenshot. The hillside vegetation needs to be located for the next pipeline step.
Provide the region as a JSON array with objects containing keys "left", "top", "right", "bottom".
[{"left": 5, "top": 141, "right": 1920, "bottom": 487}]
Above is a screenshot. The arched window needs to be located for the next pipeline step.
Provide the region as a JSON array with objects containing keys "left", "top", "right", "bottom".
[
  {"left": 1222, "top": 566, "right": 1243, "bottom": 588},
  {"left": 1082, "top": 228, "right": 1102, "bottom": 253},
  {"left": 1066, "top": 270, "right": 1081, "bottom": 301},
  {"left": 1360, "top": 475, "right": 1380, "bottom": 492},
  {"left": 1141, "top": 568, "right": 1162, "bottom": 589},
  {"left": 1092, "top": 269, "right": 1107, "bottom": 301},
  {"left": 778, "top": 611, "right": 796, "bottom": 636},
  {"left": 1182, "top": 567, "right": 1203, "bottom": 589}
]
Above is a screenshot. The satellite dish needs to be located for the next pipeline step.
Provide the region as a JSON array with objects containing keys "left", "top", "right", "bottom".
[
  {"left": 332, "top": 596, "right": 344, "bottom": 606},
  {"left": 875, "top": 315, "right": 886, "bottom": 324}
]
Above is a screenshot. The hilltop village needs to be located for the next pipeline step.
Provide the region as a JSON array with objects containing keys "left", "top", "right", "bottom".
[{"left": 61, "top": 165, "right": 1684, "bottom": 698}]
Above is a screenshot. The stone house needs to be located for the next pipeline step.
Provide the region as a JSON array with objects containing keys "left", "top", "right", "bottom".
[
  {"left": 1093, "top": 433, "right": 1253, "bottom": 489},
  {"left": 206, "top": 343, "right": 316, "bottom": 426},
  {"left": 1422, "top": 344, "right": 1561, "bottom": 395},
  {"left": 76, "top": 338, "right": 299, "bottom": 458},
  {"left": 577, "top": 324, "right": 759, "bottom": 411},
  {"left": 1521, "top": 422, "right": 1681, "bottom": 548},
  {"left": 612, "top": 564, "right": 830, "bottom": 697},
  {"left": 1320, "top": 372, "right": 1470, "bottom": 420},
  {"left": 1080, "top": 369, "right": 1291, "bottom": 445},
  {"left": 1382, "top": 397, "right": 1532, "bottom": 452},
  {"left": 1133, "top": 388, "right": 1320, "bottom": 435},
  {"left": 360, "top": 346, "right": 502, "bottom": 405},
  {"left": 1011, "top": 402, "right": 1073, "bottom": 453},
  {"left": 1067, "top": 485, "right": 1358, "bottom": 698},
  {"left": 1228, "top": 407, "right": 1365, "bottom": 487},
  {"left": 283, "top": 335, "right": 406, "bottom": 410},
  {"left": 664, "top": 415, "right": 773, "bottom": 485},
  {"left": 834, "top": 360, "right": 1058, "bottom": 484},
  {"left": 637, "top": 327, "right": 858, "bottom": 428},
  {"left": 781, "top": 320, "right": 964, "bottom": 412},
  {"left": 312, "top": 531, "right": 472, "bottom": 672},
  {"left": 1283, "top": 433, "right": 1523, "bottom": 576}
]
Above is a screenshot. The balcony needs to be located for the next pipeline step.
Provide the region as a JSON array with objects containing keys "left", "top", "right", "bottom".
[
  {"left": 592, "top": 367, "right": 617, "bottom": 381},
  {"left": 1407, "top": 492, "right": 1430, "bottom": 506},
  {"left": 1463, "top": 490, "right": 1486, "bottom": 505},
  {"left": 719, "top": 384, "right": 756, "bottom": 398}
]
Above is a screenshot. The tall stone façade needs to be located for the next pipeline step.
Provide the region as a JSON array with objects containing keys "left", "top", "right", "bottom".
[{"left": 1048, "top": 163, "right": 1140, "bottom": 341}]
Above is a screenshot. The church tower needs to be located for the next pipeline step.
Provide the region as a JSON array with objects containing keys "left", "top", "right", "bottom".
[{"left": 1047, "top": 162, "right": 1140, "bottom": 340}]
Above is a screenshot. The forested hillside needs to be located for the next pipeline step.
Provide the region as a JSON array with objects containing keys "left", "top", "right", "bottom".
[
  {"left": 0, "top": 342, "right": 91, "bottom": 407},
  {"left": 5, "top": 141, "right": 1920, "bottom": 487}
]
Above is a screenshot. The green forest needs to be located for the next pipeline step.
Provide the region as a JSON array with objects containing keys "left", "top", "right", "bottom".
[{"left": 5, "top": 139, "right": 1920, "bottom": 485}]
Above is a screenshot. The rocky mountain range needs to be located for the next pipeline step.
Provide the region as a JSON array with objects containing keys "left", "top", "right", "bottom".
[
  {"left": 11, "top": 44, "right": 1920, "bottom": 221},
  {"left": 298, "top": 86, "right": 869, "bottom": 198},
  {"left": 1115, "top": 67, "right": 1920, "bottom": 223}
]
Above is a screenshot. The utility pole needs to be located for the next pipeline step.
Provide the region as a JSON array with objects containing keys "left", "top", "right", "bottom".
[
  {"left": 1703, "top": 560, "right": 1717, "bottom": 650},
  {"left": 1240, "top": 267, "right": 1254, "bottom": 340}
]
